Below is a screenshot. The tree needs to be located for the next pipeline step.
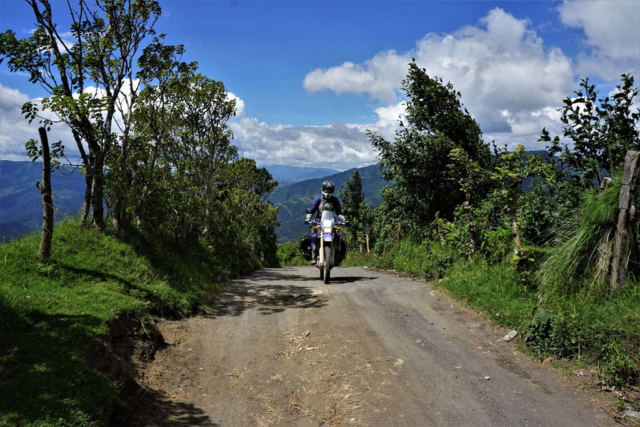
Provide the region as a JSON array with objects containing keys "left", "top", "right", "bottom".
[
  {"left": 339, "top": 170, "right": 373, "bottom": 252},
  {"left": 1, "top": 0, "right": 162, "bottom": 230},
  {"left": 540, "top": 75, "right": 640, "bottom": 190},
  {"left": 151, "top": 73, "right": 238, "bottom": 240},
  {"left": 368, "top": 60, "right": 492, "bottom": 236}
]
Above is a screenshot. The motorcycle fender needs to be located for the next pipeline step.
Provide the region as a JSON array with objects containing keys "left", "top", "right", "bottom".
[{"left": 323, "top": 233, "right": 333, "bottom": 242}]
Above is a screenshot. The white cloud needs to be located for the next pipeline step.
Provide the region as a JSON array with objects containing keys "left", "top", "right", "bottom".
[
  {"left": 558, "top": 0, "right": 640, "bottom": 61},
  {"left": 229, "top": 100, "right": 410, "bottom": 169},
  {"left": 347, "top": 102, "right": 406, "bottom": 142},
  {"left": 302, "top": 8, "right": 575, "bottom": 152},
  {"left": 0, "top": 84, "right": 79, "bottom": 162},
  {"left": 303, "top": 53, "right": 407, "bottom": 104},
  {"left": 230, "top": 118, "right": 377, "bottom": 169},
  {"left": 558, "top": 0, "right": 640, "bottom": 80},
  {"left": 226, "top": 92, "right": 245, "bottom": 116}
]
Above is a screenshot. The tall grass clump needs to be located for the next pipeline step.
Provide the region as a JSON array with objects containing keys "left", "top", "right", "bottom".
[{"left": 538, "top": 173, "right": 628, "bottom": 300}]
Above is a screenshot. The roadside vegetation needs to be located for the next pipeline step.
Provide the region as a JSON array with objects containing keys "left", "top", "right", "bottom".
[{"left": 331, "top": 63, "right": 640, "bottom": 389}]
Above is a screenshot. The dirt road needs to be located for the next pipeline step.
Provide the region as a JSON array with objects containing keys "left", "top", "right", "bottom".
[{"left": 136, "top": 267, "right": 615, "bottom": 426}]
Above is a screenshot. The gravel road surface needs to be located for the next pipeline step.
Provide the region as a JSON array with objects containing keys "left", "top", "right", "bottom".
[{"left": 137, "top": 267, "right": 615, "bottom": 426}]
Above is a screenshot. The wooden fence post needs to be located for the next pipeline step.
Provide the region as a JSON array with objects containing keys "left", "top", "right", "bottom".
[
  {"left": 36, "top": 127, "right": 54, "bottom": 263},
  {"left": 611, "top": 150, "right": 640, "bottom": 290},
  {"left": 435, "top": 211, "right": 444, "bottom": 245}
]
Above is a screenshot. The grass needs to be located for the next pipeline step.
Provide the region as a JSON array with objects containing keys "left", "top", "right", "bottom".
[
  {"left": 0, "top": 219, "right": 243, "bottom": 426},
  {"left": 436, "top": 258, "right": 537, "bottom": 330},
  {"left": 277, "top": 242, "right": 310, "bottom": 267}
]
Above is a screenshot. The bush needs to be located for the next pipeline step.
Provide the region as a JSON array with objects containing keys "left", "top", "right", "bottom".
[{"left": 277, "top": 242, "right": 308, "bottom": 267}]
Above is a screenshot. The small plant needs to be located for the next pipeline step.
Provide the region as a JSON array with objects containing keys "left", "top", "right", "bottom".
[
  {"left": 598, "top": 342, "right": 639, "bottom": 387},
  {"left": 511, "top": 246, "right": 545, "bottom": 289},
  {"left": 524, "top": 308, "right": 554, "bottom": 354}
]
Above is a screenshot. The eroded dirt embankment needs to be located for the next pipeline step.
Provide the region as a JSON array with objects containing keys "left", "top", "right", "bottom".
[{"left": 115, "top": 267, "right": 618, "bottom": 426}]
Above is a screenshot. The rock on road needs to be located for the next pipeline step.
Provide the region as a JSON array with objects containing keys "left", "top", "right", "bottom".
[{"left": 137, "top": 267, "right": 614, "bottom": 426}]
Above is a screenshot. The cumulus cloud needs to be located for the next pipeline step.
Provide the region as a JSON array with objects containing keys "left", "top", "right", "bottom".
[
  {"left": 558, "top": 0, "right": 640, "bottom": 80},
  {"left": 230, "top": 118, "right": 377, "bottom": 169},
  {"left": 226, "top": 92, "right": 245, "bottom": 116},
  {"left": 303, "top": 52, "right": 408, "bottom": 104},
  {"left": 0, "top": 84, "right": 78, "bottom": 162},
  {"left": 558, "top": 0, "right": 640, "bottom": 61},
  {"left": 228, "top": 100, "right": 409, "bottom": 169},
  {"left": 302, "top": 8, "right": 575, "bottom": 152}
]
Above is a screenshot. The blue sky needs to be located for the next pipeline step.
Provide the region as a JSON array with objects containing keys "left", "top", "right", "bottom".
[{"left": 1, "top": 0, "right": 639, "bottom": 169}]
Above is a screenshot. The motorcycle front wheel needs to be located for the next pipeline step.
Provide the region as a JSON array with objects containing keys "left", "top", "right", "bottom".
[{"left": 324, "top": 246, "right": 331, "bottom": 284}]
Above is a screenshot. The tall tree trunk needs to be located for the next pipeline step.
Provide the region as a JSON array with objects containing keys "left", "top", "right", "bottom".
[
  {"left": 79, "top": 171, "right": 92, "bottom": 228},
  {"left": 611, "top": 150, "right": 640, "bottom": 290},
  {"left": 90, "top": 155, "right": 106, "bottom": 231},
  {"left": 35, "top": 127, "right": 53, "bottom": 263},
  {"left": 435, "top": 211, "right": 444, "bottom": 245},
  {"left": 136, "top": 199, "right": 146, "bottom": 230},
  {"left": 464, "top": 198, "right": 475, "bottom": 261},
  {"left": 595, "top": 177, "right": 614, "bottom": 282},
  {"left": 510, "top": 213, "right": 522, "bottom": 255}
]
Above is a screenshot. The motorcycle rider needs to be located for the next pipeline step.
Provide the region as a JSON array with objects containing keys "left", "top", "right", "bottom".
[{"left": 305, "top": 181, "right": 346, "bottom": 264}]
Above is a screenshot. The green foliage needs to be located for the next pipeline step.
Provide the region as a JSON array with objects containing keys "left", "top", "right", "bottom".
[
  {"left": 354, "top": 70, "right": 640, "bottom": 389},
  {"left": 369, "top": 60, "right": 492, "bottom": 237},
  {"left": 541, "top": 74, "right": 640, "bottom": 190},
  {"left": 511, "top": 246, "right": 547, "bottom": 289},
  {"left": 393, "top": 239, "right": 457, "bottom": 280},
  {"left": 440, "top": 256, "right": 640, "bottom": 386},
  {"left": 276, "top": 242, "right": 308, "bottom": 267},
  {"left": 339, "top": 170, "right": 374, "bottom": 253},
  {"left": 598, "top": 342, "right": 638, "bottom": 387}
]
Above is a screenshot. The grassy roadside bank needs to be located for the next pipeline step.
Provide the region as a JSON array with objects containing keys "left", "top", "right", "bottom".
[
  {"left": 338, "top": 240, "right": 640, "bottom": 395},
  {"left": 0, "top": 220, "right": 263, "bottom": 426}
]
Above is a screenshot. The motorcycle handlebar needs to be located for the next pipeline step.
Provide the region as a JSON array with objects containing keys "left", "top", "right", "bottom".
[{"left": 304, "top": 219, "right": 349, "bottom": 226}]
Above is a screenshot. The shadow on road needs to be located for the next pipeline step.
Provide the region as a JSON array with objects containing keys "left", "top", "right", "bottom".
[
  {"left": 207, "top": 269, "right": 327, "bottom": 317},
  {"left": 325, "top": 276, "right": 375, "bottom": 284},
  {"left": 205, "top": 268, "right": 377, "bottom": 318},
  {"left": 122, "top": 387, "right": 219, "bottom": 427}
]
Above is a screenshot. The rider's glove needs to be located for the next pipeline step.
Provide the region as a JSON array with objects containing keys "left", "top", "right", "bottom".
[
  {"left": 305, "top": 214, "right": 312, "bottom": 223},
  {"left": 338, "top": 215, "right": 346, "bottom": 222}
]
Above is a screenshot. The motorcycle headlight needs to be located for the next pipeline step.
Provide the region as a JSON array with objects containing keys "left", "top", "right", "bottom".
[{"left": 323, "top": 227, "right": 332, "bottom": 234}]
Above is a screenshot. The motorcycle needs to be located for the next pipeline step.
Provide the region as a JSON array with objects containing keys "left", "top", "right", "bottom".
[{"left": 303, "top": 206, "right": 347, "bottom": 284}]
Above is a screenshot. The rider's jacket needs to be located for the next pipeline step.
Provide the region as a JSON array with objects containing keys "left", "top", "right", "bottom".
[{"left": 309, "top": 195, "right": 342, "bottom": 217}]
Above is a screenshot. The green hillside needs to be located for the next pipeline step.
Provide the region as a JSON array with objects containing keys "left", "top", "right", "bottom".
[{"left": 269, "top": 164, "right": 388, "bottom": 242}]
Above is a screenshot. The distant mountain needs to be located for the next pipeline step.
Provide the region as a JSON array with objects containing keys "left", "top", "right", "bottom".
[
  {"left": 262, "top": 164, "right": 340, "bottom": 186},
  {"left": 0, "top": 160, "right": 86, "bottom": 241},
  {"left": 268, "top": 164, "right": 388, "bottom": 243}
]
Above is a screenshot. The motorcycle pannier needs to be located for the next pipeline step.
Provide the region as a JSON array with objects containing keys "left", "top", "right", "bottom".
[{"left": 300, "top": 235, "right": 313, "bottom": 261}]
